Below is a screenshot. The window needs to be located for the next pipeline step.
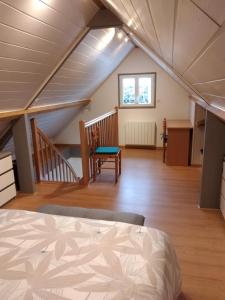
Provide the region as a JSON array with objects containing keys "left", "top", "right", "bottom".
[{"left": 118, "top": 73, "right": 156, "bottom": 108}]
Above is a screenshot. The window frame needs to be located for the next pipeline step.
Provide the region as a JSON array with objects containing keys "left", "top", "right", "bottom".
[{"left": 118, "top": 72, "right": 156, "bottom": 109}]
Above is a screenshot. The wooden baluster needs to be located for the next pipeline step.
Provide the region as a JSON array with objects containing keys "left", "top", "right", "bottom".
[
  {"left": 103, "top": 119, "right": 106, "bottom": 145},
  {"left": 102, "top": 120, "right": 104, "bottom": 145},
  {"left": 54, "top": 151, "right": 58, "bottom": 181},
  {"left": 115, "top": 108, "right": 119, "bottom": 146},
  {"left": 69, "top": 167, "right": 72, "bottom": 182},
  {"left": 57, "top": 155, "right": 61, "bottom": 181},
  {"left": 106, "top": 118, "right": 108, "bottom": 143},
  {"left": 65, "top": 165, "right": 68, "bottom": 182},
  {"left": 62, "top": 160, "right": 65, "bottom": 181},
  {"left": 101, "top": 119, "right": 104, "bottom": 145},
  {"left": 66, "top": 165, "right": 69, "bottom": 182},
  {"left": 106, "top": 117, "right": 109, "bottom": 145},
  {"left": 64, "top": 163, "right": 67, "bottom": 182},
  {"left": 110, "top": 115, "right": 113, "bottom": 146},
  {"left": 57, "top": 155, "right": 63, "bottom": 181},
  {"left": 49, "top": 147, "right": 54, "bottom": 181},
  {"left": 99, "top": 120, "right": 105, "bottom": 146},
  {"left": 39, "top": 135, "right": 45, "bottom": 180},
  {"left": 44, "top": 139, "right": 50, "bottom": 181}
]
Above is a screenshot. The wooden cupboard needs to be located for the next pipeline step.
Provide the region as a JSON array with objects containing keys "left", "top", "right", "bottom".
[{"left": 166, "top": 120, "right": 193, "bottom": 166}]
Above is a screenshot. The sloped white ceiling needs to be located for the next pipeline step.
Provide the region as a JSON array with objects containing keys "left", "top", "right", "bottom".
[
  {"left": 2, "top": 107, "right": 82, "bottom": 154},
  {"left": 0, "top": 0, "right": 98, "bottom": 111},
  {"left": 102, "top": 0, "right": 225, "bottom": 112},
  {"left": 0, "top": 119, "right": 10, "bottom": 134},
  {"left": 31, "top": 28, "right": 134, "bottom": 107}
]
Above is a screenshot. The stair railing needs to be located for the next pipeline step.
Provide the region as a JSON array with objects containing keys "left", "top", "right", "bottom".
[
  {"left": 31, "top": 118, "right": 79, "bottom": 183},
  {"left": 79, "top": 107, "right": 119, "bottom": 185}
]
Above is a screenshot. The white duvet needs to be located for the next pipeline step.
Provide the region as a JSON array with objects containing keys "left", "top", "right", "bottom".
[{"left": 0, "top": 209, "right": 181, "bottom": 300}]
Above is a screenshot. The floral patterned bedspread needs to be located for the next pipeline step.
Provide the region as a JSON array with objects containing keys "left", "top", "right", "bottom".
[{"left": 0, "top": 209, "right": 181, "bottom": 300}]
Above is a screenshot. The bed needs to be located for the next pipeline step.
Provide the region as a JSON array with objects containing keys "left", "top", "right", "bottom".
[{"left": 0, "top": 209, "right": 181, "bottom": 300}]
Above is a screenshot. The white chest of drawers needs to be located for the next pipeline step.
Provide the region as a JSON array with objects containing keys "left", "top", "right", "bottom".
[{"left": 0, "top": 152, "right": 16, "bottom": 206}]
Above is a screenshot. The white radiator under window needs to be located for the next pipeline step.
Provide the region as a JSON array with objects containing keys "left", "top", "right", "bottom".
[{"left": 125, "top": 121, "right": 156, "bottom": 146}]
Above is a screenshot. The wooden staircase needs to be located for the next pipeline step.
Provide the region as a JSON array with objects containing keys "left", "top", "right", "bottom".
[{"left": 31, "top": 118, "right": 79, "bottom": 184}]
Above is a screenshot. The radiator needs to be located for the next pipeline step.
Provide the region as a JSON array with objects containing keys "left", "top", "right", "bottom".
[{"left": 125, "top": 122, "right": 156, "bottom": 146}]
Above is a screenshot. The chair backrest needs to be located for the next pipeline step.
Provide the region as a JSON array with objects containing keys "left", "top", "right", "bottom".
[
  {"left": 91, "top": 127, "right": 100, "bottom": 153},
  {"left": 163, "top": 118, "right": 167, "bottom": 139},
  {"left": 162, "top": 118, "right": 167, "bottom": 163}
]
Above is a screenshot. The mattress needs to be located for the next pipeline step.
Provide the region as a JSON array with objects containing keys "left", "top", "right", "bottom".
[{"left": 0, "top": 209, "right": 181, "bottom": 300}]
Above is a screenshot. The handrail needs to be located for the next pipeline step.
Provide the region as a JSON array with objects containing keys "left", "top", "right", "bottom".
[
  {"left": 79, "top": 107, "right": 119, "bottom": 185},
  {"left": 31, "top": 118, "right": 79, "bottom": 183},
  {"left": 84, "top": 109, "right": 117, "bottom": 128}
]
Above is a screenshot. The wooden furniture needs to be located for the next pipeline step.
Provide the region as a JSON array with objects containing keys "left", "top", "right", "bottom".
[
  {"left": 162, "top": 118, "right": 168, "bottom": 163},
  {"left": 166, "top": 120, "right": 193, "bottom": 166},
  {"left": 0, "top": 152, "right": 16, "bottom": 206},
  {"left": 91, "top": 127, "right": 121, "bottom": 183},
  {"left": 79, "top": 108, "right": 119, "bottom": 185}
]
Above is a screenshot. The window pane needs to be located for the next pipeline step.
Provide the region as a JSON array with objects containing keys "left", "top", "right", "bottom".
[
  {"left": 138, "top": 77, "right": 151, "bottom": 104},
  {"left": 122, "top": 78, "right": 135, "bottom": 104}
]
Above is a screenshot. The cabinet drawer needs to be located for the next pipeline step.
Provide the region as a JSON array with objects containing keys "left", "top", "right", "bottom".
[
  {"left": 0, "top": 155, "right": 13, "bottom": 174},
  {"left": 0, "top": 184, "right": 16, "bottom": 206},
  {"left": 0, "top": 170, "right": 15, "bottom": 191}
]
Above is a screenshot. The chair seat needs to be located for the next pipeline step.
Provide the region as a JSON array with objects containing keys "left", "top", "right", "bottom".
[{"left": 95, "top": 146, "right": 120, "bottom": 154}]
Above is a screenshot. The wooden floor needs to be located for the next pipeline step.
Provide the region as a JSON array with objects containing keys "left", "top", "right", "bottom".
[{"left": 3, "top": 149, "right": 225, "bottom": 300}]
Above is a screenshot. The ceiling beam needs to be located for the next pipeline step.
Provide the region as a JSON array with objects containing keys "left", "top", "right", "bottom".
[
  {"left": 0, "top": 99, "right": 91, "bottom": 120},
  {"left": 0, "top": 120, "right": 16, "bottom": 151},
  {"left": 190, "top": 94, "right": 225, "bottom": 122}
]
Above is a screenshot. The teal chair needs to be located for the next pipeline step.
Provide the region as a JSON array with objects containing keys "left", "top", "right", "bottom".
[{"left": 91, "top": 128, "right": 121, "bottom": 183}]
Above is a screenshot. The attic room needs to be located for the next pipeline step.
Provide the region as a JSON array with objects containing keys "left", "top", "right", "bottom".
[{"left": 0, "top": 0, "right": 225, "bottom": 299}]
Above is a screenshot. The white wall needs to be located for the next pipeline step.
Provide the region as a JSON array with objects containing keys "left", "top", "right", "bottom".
[{"left": 55, "top": 48, "right": 191, "bottom": 146}]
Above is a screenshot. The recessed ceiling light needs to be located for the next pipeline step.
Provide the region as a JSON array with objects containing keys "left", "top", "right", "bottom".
[{"left": 97, "top": 28, "right": 115, "bottom": 51}]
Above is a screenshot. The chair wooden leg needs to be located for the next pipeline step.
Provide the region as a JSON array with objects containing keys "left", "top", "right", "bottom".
[
  {"left": 163, "top": 144, "right": 166, "bottom": 163},
  {"left": 98, "top": 159, "right": 101, "bottom": 174},
  {"left": 93, "top": 157, "right": 96, "bottom": 182},
  {"left": 115, "top": 156, "right": 118, "bottom": 183},
  {"left": 119, "top": 151, "right": 121, "bottom": 175}
]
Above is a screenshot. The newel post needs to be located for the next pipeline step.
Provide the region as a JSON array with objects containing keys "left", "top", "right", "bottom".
[
  {"left": 115, "top": 106, "right": 119, "bottom": 146},
  {"left": 79, "top": 120, "right": 89, "bottom": 185},
  {"left": 30, "top": 118, "right": 41, "bottom": 183}
]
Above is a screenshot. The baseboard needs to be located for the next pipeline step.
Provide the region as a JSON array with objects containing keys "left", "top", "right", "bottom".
[{"left": 191, "top": 164, "right": 202, "bottom": 167}]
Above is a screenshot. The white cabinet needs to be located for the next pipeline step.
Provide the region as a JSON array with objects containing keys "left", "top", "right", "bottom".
[
  {"left": 0, "top": 152, "right": 16, "bottom": 206},
  {"left": 220, "top": 161, "right": 225, "bottom": 219}
]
